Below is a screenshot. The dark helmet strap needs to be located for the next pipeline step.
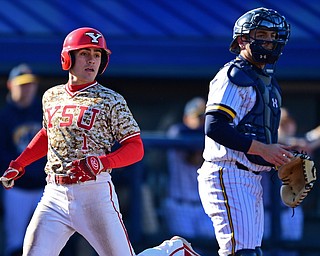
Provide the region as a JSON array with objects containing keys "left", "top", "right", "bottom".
[{"left": 250, "top": 40, "right": 285, "bottom": 64}]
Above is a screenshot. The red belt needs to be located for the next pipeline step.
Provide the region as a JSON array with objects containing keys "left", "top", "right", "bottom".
[
  {"left": 48, "top": 174, "right": 95, "bottom": 185},
  {"left": 48, "top": 169, "right": 110, "bottom": 185}
]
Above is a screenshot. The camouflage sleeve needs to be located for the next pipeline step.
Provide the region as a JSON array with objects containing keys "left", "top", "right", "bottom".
[{"left": 109, "top": 96, "right": 140, "bottom": 143}]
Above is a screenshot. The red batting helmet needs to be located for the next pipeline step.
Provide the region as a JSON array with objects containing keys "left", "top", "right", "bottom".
[{"left": 61, "top": 27, "right": 112, "bottom": 75}]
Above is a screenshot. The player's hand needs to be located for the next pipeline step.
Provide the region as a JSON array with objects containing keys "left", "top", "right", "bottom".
[
  {"left": 248, "top": 141, "right": 294, "bottom": 167},
  {"left": 65, "top": 156, "right": 105, "bottom": 181},
  {"left": 0, "top": 161, "right": 25, "bottom": 189}
]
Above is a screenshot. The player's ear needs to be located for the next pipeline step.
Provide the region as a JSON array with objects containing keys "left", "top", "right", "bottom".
[
  {"left": 237, "top": 36, "right": 246, "bottom": 50},
  {"left": 69, "top": 51, "right": 75, "bottom": 69}
]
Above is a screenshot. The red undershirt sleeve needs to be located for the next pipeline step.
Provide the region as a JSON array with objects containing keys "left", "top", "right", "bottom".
[
  {"left": 11, "top": 128, "right": 48, "bottom": 169},
  {"left": 99, "top": 134, "right": 144, "bottom": 169},
  {"left": 11, "top": 130, "right": 144, "bottom": 171}
]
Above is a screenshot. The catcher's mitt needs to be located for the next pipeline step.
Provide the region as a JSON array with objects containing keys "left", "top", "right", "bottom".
[{"left": 278, "top": 152, "right": 317, "bottom": 208}]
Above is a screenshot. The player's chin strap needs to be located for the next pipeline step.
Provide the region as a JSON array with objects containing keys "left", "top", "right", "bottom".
[{"left": 264, "top": 62, "right": 277, "bottom": 76}]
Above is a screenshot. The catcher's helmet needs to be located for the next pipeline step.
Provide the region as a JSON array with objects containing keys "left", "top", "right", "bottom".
[
  {"left": 61, "top": 27, "right": 112, "bottom": 75},
  {"left": 230, "top": 7, "right": 290, "bottom": 64}
]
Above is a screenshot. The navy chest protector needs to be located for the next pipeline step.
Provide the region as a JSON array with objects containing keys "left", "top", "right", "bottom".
[{"left": 227, "top": 58, "right": 281, "bottom": 166}]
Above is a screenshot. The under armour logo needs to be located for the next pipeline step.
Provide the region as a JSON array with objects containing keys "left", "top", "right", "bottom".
[
  {"left": 85, "top": 32, "right": 102, "bottom": 43},
  {"left": 259, "top": 55, "right": 267, "bottom": 59},
  {"left": 272, "top": 98, "right": 278, "bottom": 108}
]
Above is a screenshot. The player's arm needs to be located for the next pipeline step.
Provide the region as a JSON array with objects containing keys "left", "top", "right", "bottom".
[
  {"left": 100, "top": 133, "right": 144, "bottom": 168},
  {"left": 1, "top": 128, "right": 48, "bottom": 189},
  {"left": 66, "top": 134, "right": 144, "bottom": 178},
  {"left": 247, "top": 140, "right": 293, "bottom": 166},
  {"left": 205, "top": 113, "right": 293, "bottom": 166},
  {"left": 205, "top": 112, "right": 252, "bottom": 152}
]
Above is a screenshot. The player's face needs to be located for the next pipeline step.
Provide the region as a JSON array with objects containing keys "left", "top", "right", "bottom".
[
  {"left": 9, "top": 82, "right": 38, "bottom": 108},
  {"left": 238, "top": 29, "right": 278, "bottom": 69},
  {"left": 250, "top": 29, "right": 278, "bottom": 50},
  {"left": 238, "top": 37, "right": 260, "bottom": 67},
  {"left": 69, "top": 48, "right": 102, "bottom": 85}
]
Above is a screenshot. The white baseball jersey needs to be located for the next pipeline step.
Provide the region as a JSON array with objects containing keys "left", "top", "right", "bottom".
[
  {"left": 198, "top": 63, "right": 275, "bottom": 256},
  {"left": 202, "top": 66, "right": 272, "bottom": 173}
]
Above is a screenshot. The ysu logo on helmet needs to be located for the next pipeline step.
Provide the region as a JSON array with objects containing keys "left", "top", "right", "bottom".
[{"left": 85, "top": 32, "right": 102, "bottom": 43}]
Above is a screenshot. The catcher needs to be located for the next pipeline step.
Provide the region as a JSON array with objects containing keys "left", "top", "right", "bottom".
[{"left": 197, "top": 7, "right": 314, "bottom": 256}]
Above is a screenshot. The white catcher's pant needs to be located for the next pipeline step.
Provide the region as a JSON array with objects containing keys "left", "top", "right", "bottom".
[
  {"left": 22, "top": 172, "right": 188, "bottom": 256},
  {"left": 198, "top": 161, "right": 264, "bottom": 256}
]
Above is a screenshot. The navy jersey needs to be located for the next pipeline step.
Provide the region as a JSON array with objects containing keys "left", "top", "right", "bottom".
[{"left": 0, "top": 96, "right": 47, "bottom": 189}]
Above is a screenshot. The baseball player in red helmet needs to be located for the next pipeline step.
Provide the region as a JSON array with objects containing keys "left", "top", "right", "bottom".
[
  {"left": 197, "top": 7, "right": 292, "bottom": 256},
  {"left": 0, "top": 27, "right": 200, "bottom": 256}
]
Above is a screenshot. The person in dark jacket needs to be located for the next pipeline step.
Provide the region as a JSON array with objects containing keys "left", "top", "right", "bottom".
[{"left": 0, "top": 64, "right": 47, "bottom": 256}]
